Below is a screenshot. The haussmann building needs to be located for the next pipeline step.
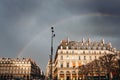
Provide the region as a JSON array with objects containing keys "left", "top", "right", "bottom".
[
  {"left": 0, "top": 58, "right": 42, "bottom": 80},
  {"left": 52, "top": 38, "right": 118, "bottom": 80}
]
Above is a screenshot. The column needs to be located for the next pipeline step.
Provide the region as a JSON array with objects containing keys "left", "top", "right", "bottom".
[
  {"left": 71, "top": 73, "right": 72, "bottom": 80},
  {"left": 64, "top": 72, "right": 66, "bottom": 80}
]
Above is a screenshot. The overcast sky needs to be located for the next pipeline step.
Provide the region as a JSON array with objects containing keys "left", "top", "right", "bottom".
[{"left": 0, "top": 0, "right": 120, "bottom": 72}]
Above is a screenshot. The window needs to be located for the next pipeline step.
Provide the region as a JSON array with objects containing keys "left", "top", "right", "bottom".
[
  {"left": 61, "top": 56, "right": 63, "bottom": 60},
  {"left": 83, "top": 51, "right": 85, "bottom": 54},
  {"left": 95, "top": 56, "right": 97, "bottom": 59},
  {"left": 66, "top": 51, "right": 68, "bottom": 54},
  {"left": 67, "top": 62, "right": 69, "bottom": 68},
  {"left": 99, "top": 51, "right": 101, "bottom": 55},
  {"left": 61, "top": 51, "right": 63, "bottom": 54},
  {"left": 72, "top": 62, "right": 75, "bottom": 68},
  {"left": 60, "top": 63, "right": 63, "bottom": 68},
  {"left": 79, "top": 56, "right": 80, "bottom": 60},
  {"left": 84, "top": 56, "right": 86, "bottom": 60},
  {"left": 89, "top": 56, "right": 92, "bottom": 60}
]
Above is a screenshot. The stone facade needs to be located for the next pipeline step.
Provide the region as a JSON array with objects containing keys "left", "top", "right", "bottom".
[
  {"left": 53, "top": 38, "right": 117, "bottom": 80},
  {"left": 0, "top": 58, "right": 41, "bottom": 80}
]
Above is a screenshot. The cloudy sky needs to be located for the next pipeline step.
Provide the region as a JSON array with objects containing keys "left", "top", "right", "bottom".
[{"left": 0, "top": 0, "right": 120, "bottom": 72}]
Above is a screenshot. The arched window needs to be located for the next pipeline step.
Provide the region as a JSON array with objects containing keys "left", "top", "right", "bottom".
[
  {"left": 60, "top": 71, "right": 64, "bottom": 74},
  {"left": 66, "top": 71, "right": 70, "bottom": 75},
  {"left": 72, "top": 71, "right": 76, "bottom": 74}
]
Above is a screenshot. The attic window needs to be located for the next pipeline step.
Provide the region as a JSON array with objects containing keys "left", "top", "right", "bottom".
[
  {"left": 66, "top": 46, "right": 68, "bottom": 49},
  {"left": 61, "top": 46, "right": 63, "bottom": 49},
  {"left": 103, "top": 47, "right": 106, "bottom": 50},
  {"left": 98, "top": 47, "right": 101, "bottom": 50},
  {"left": 71, "top": 46, "right": 74, "bottom": 49},
  {"left": 88, "top": 47, "right": 91, "bottom": 50}
]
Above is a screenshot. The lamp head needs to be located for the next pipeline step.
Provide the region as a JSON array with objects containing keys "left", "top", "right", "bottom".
[{"left": 51, "top": 27, "right": 54, "bottom": 30}]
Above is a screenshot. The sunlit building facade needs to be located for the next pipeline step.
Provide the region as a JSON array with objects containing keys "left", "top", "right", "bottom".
[
  {"left": 45, "top": 60, "right": 55, "bottom": 80},
  {"left": 53, "top": 38, "right": 117, "bottom": 80},
  {"left": 0, "top": 58, "right": 41, "bottom": 80},
  {"left": 45, "top": 60, "right": 51, "bottom": 79}
]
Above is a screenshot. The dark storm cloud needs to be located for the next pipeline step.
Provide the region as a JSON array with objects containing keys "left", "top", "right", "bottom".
[
  {"left": 55, "top": 15, "right": 120, "bottom": 38},
  {"left": 62, "top": 0, "right": 120, "bottom": 15},
  {"left": 92, "top": 17, "right": 120, "bottom": 37},
  {"left": 0, "top": 0, "right": 42, "bottom": 57},
  {"left": 0, "top": 0, "right": 120, "bottom": 72}
]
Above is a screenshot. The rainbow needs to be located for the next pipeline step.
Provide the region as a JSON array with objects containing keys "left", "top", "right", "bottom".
[{"left": 16, "top": 12, "right": 120, "bottom": 57}]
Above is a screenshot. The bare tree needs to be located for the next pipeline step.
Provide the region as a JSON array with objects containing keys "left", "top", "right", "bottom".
[{"left": 99, "top": 54, "right": 116, "bottom": 80}]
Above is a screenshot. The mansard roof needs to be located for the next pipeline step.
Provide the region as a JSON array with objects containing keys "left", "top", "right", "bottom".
[
  {"left": 58, "top": 38, "right": 114, "bottom": 51},
  {"left": 0, "top": 57, "right": 37, "bottom": 65}
]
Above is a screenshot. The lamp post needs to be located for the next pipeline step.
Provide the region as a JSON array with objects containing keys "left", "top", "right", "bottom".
[{"left": 50, "top": 27, "right": 55, "bottom": 80}]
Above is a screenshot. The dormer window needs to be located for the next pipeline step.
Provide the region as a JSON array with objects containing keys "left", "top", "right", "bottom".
[
  {"left": 88, "top": 47, "right": 91, "bottom": 50},
  {"left": 103, "top": 47, "right": 106, "bottom": 50},
  {"left": 66, "top": 46, "right": 68, "bottom": 49},
  {"left": 61, "top": 46, "right": 63, "bottom": 49},
  {"left": 98, "top": 47, "right": 101, "bottom": 50},
  {"left": 71, "top": 46, "right": 74, "bottom": 49},
  {"left": 93, "top": 47, "right": 96, "bottom": 50}
]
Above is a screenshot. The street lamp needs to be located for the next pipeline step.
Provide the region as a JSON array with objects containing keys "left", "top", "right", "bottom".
[{"left": 50, "top": 27, "right": 55, "bottom": 80}]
